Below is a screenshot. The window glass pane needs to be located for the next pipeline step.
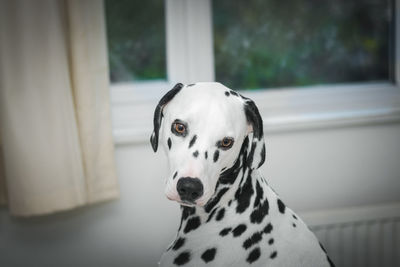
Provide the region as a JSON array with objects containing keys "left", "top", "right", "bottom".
[
  {"left": 213, "top": 0, "right": 391, "bottom": 90},
  {"left": 105, "top": 0, "right": 166, "bottom": 83}
]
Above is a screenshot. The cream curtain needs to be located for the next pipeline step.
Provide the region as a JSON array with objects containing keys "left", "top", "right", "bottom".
[{"left": 0, "top": 0, "right": 119, "bottom": 216}]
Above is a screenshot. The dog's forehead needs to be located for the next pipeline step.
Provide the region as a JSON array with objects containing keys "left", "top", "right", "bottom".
[
  {"left": 165, "top": 83, "right": 246, "bottom": 131},
  {"left": 179, "top": 82, "right": 228, "bottom": 98},
  {"left": 166, "top": 82, "right": 243, "bottom": 115}
]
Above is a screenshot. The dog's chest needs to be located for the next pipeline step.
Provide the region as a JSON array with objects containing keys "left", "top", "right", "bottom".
[
  {"left": 159, "top": 182, "right": 328, "bottom": 267},
  {"left": 160, "top": 221, "right": 278, "bottom": 266}
]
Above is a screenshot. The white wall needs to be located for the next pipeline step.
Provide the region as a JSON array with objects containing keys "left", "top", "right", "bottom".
[{"left": 1, "top": 123, "right": 399, "bottom": 267}]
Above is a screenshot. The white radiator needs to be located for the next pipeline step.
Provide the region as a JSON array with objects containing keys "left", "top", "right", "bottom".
[{"left": 300, "top": 202, "right": 400, "bottom": 267}]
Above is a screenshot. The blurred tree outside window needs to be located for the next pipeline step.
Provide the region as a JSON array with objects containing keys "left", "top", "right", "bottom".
[
  {"left": 104, "top": 0, "right": 392, "bottom": 90},
  {"left": 213, "top": 0, "right": 392, "bottom": 90},
  {"left": 105, "top": 0, "right": 166, "bottom": 83}
]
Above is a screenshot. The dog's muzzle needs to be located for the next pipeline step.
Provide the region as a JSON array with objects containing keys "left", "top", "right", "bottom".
[{"left": 176, "top": 177, "right": 204, "bottom": 203}]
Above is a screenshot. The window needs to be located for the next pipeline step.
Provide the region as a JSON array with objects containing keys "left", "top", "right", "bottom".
[
  {"left": 213, "top": 0, "right": 391, "bottom": 90},
  {"left": 105, "top": 0, "right": 166, "bottom": 83},
  {"left": 106, "top": 0, "right": 400, "bottom": 144}
]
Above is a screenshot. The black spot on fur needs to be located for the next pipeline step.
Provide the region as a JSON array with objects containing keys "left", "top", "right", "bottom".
[
  {"left": 230, "top": 90, "right": 238, "bottom": 96},
  {"left": 225, "top": 91, "right": 230, "bottom": 97},
  {"left": 270, "top": 251, "right": 277, "bottom": 259},
  {"left": 246, "top": 141, "right": 257, "bottom": 168},
  {"left": 268, "top": 238, "right": 274, "bottom": 245},
  {"left": 184, "top": 216, "right": 201, "bottom": 233},
  {"left": 250, "top": 197, "right": 269, "bottom": 224},
  {"left": 213, "top": 150, "right": 219, "bottom": 162},
  {"left": 219, "top": 137, "right": 249, "bottom": 185},
  {"left": 182, "top": 206, "right": 196, "bottom": 220},
  {"left": 246, "top": 247, "right": 261, "bottom": 263},
  {"left": 277, "top": 199, "right": 286, "bottom": 214},
  {"left": 243, "top": 232, "right": 263, "bottom": 249},
  {"left": 189, "top": 135, "right": 197, "bottom": 148},
  {"left": 173, "top": 171, "right": 178, "bottom": 179},
  {"left": 219, "top": 159, "right": 240, "bottom": 184},
  {"left": 219, "top": 227, "right": 231, "bottom": 236},
  {"left": 205, "top": 151, "right": 208, "bottom": 159},
  {"left": 179, "top": 206, "right": 195, "bottom": 231},
  {"left": 232, "top": 224, "right": 247, "bottom": 237},
  {"left": 187, "top": 83, "right": 195, "bottom": 87},
  {"left": 174, "top": 251, "right": 191, "bottom": 265},
  {"left": 168, "top": 138, "right": 172, "bottom": 150},
  {"left": 292, "top": 214, "right": 298, "bottom": 220},
  {"left": 206, "top": 208, "right": 217, "bottom": 222},
  {"left": 204, "top": 187, "right": 229, "bottom": 213},
  {"left": 172, "top": 237, "right": 185, "bottom": 251},
  {"left": 193, "top": 151, "right": 199, "bottom": 158},
  {"left": 253, "top": 180, "right": 263, "bottom": 208},
  {"left": 257, "top": 143, "right": 266, "bottom": 168},
  {"left": 228, "top": 200, "right": 232, "bottom": 206},
  {"left": 201, "top": 248, "right": 217, "bottom": 263},
  {"left": 263, "top": 223, "right": 273, "bottom": 234},
  {"left": 178, "top": 205, "right": 196, "bottom": 231},
  {"left": 235, "top": 171, "right": 254, "bottom": 213},
  {"left": 216, "top": 208, "right": 225, "bottom": 221},
  {"left": 293, "top": 223, "right": 297, "bottom": 227}
]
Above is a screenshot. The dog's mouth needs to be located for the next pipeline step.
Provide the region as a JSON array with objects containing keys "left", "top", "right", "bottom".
[
  {"left": 178, "top": 200, "right": 196, "bottom": 207},
  {"left": 177, "top": 196, "right": 213, "bottom": 208},
  {"left": 178, "top": 196, "right": 210, "bottom": 207},
  {"left": 166, "top": 192, "right": 202, "bottom": 206}
]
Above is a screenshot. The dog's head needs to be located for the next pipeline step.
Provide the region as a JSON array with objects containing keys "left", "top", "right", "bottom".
[{"left": 150, "top": 82, "right": 265, "bottom": 207}]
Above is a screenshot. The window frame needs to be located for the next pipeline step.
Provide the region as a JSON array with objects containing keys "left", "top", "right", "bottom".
[{"left": 110, "top": 0, "right": 400, "bottom": 145}]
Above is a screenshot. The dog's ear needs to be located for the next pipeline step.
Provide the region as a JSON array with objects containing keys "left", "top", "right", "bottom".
[
  {"left": 150, "top": 83, "right": 184, "bottom": 152},
  {"left": 243, "top": 98, "right": 266, "bottom": 169}
]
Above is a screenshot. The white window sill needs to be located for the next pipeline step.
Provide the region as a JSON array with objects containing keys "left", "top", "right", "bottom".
[{"left": 111, "top": 82, "right": 400, "bottom": 146}]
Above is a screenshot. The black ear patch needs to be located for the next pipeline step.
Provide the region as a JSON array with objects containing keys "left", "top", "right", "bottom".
[
  {"left": 243, "top": 98, "right": 266, "bottom": 169},
  {"left": 150, "top": 83, "right": 184, "bottom": 152},
  {"left": 244, "top": 99, "right": 263, "bottom": 139}
]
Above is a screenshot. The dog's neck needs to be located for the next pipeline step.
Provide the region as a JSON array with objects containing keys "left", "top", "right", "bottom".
[{"left": 176, "top": 137, "right": 270, "bottom": 235}]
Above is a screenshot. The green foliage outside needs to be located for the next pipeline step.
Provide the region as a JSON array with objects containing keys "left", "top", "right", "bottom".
[
  {"left": 213, "top": 0, "right": 390, "bottom": 90},
  {"left": 105, "top": 0, "right": 166, "bottom": 83},
  {"left": 104, "top": 0, "right": 390, "bottom": 90}
]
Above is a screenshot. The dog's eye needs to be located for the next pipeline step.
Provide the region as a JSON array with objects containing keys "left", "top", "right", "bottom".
[
  {"left": 222, "top": 138, "right": 233, "bottom": 147},
  {"left": 175, "top": 123, "right": 185, "bottom": 133},
  {"left": 172, "top": 121, "right": 187, "bottom": 136},
  {"left": 218, "top": 137, "right": 234, "bottom": 150}
]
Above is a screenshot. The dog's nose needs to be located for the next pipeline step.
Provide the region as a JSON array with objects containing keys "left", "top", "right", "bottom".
[{"left": 177, "top": 177, "right": 204, "bottom": 202}]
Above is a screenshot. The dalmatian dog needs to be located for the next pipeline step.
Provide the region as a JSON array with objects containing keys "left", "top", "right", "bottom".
[{"left": 150, "top": 82, "right": 334, "bottom": 267}]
